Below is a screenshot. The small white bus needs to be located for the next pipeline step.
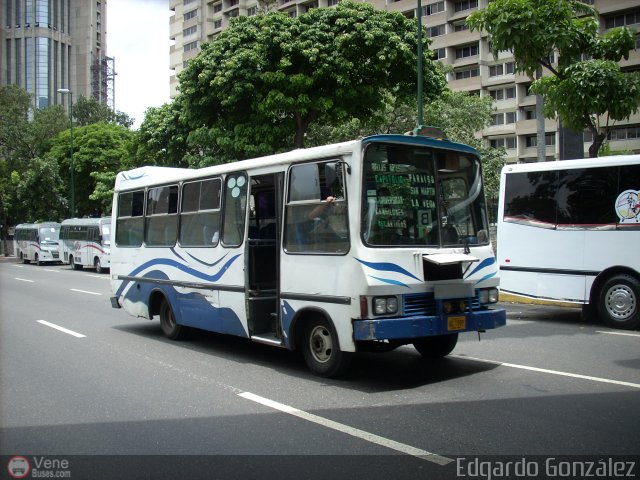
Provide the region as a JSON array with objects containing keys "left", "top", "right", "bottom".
[
  {"left": 14, "top": 222, "right": 61, "bottom": 265},
  {"left": 59, "top": 217, "right": 111, "bottom": 273},
  {"left": 498, "top": 155, "right": 640, "bottom": 330},
  {"left": 110, "top": 133, "right": 506, "bottom": 376}
]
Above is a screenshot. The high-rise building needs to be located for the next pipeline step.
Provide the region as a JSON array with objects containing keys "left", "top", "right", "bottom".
[
  {"left": 169, "top": 0, "right": 640, "bottom": 161},
  {"left": 0, "top": 0, "right": 115, "bottom": 111}
]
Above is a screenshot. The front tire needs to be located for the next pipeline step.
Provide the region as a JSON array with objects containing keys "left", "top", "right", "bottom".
[
  {"left": 95, "top": 257, "right": 103, "bottom": 274},
  {"left": 413, "top": 334, "right": 458, "bottom": 358},
  {"left": 597, "top": 274, "right": 640, "bottom": 330},
  {"left": 302, "top": 318, "right": 352, "bottom": 378},
  {"left": 35, "top": 254, "right": 41, "bottom": 266},
  {"left": 159, "top": 298, "right": 187, "bottom": 340}
]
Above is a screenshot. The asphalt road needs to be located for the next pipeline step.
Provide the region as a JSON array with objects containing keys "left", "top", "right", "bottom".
[{"left": 1, "top": 257, "right": 639, "bottom": 479}]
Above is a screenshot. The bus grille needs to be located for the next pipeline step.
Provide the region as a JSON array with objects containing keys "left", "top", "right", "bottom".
[{"left": 402, "top": 292, "right": 481, "bottom": 316}]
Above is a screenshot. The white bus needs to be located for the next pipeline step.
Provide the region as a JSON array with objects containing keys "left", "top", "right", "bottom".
[
  {"left": 59, "top": 217, "right": 112, "bottom": 273},
  {"left": 110, "top": 133, "right": 505, "bottom": 376},
  {"left": 14, "top": 222, "right": 61, "bottom": 265},
  {"left": 497, "top": 154, "right": 640, "bottom": 330}
]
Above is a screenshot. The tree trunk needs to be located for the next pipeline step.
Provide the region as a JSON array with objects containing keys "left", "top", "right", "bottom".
[
  {"left": 588, "top": 132, "right": 606, "bottom": 158},
  {"left": 294, "top": 110, "right": 319, "bottom": 149}
]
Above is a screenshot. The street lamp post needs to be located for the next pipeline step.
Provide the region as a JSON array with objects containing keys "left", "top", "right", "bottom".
[{"left": 57, "top": 88, "right": 75, "bottom": 217}]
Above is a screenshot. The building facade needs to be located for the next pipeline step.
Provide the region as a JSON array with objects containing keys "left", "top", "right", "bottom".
[
  {"left": 169, "top": 0, "right": 640, "bottom": 161},
  {"left": 1, "top": 0, "right": 115, "bottom": 110}
]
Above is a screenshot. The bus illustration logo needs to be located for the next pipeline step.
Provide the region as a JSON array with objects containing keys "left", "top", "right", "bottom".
[
  {"left": 615, "top": 190, "right": 640, "bottom": 223},
  {"left": 7, "top": 456, "right": 30, "bottom": 479}
]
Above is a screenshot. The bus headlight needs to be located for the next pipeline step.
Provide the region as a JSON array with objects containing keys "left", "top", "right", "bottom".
[
  {"left": 478, "top": 288, "right": 499, "bottom": 305},
  {"left": 373, "top": 296, "right": 399, "bottom": 315}
]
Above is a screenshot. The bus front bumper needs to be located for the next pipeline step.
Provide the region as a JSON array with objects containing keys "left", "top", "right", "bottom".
[{"left": 352, "top": 308, "right": 506, "bottom": 341}]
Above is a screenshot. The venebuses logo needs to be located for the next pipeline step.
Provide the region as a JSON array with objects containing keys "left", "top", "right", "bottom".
[{"left": 7, "top": 456, "right": 30, "bottom": 479}]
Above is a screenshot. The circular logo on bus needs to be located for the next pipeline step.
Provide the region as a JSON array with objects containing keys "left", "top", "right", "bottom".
[
  {"left": 7, "top": 456, "right": 30, "bottom": 479},
  {"left": 74, "top": 241, "right": 81, "bottom": 251},
  {"left": 615, "top": 190, "right": 640, "bottom": 223}
]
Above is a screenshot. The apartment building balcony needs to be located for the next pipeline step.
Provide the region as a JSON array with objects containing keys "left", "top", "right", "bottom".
[{"left": 516, "top": 118, "right": 557, "bottom": 135}]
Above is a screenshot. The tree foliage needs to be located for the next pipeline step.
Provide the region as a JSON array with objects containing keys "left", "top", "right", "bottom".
[
  {"left": 467, "top": 0, "right": 640, "bottom": 157},
  {"left": 178, "top": 1, "right": 446, "bottom": 160},
  {"left": 73, "top": 95, "right": 134, "bottom": 128},
  {"left": 135, "top": 102, "right": 190, "bottom": 167},
  {"left": 47, "top": 122, "right": 134, "bottom": 216}
]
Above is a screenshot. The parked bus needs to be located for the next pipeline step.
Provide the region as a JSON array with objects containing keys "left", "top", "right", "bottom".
[
  {"left": 110, "top": 132, "right": 506, "bottom": 376},
  {"left": 14, "top": 222, "right": 61, "bottom": 265},
  {"left": 59, "top": 217, "right": 111, "bottom": 273},
  {"left": 497, "top": 154, "right": 640, "bottom": 330}
]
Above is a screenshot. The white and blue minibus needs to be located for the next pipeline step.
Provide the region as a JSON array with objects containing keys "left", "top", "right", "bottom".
[{"left": 110, "top": 132, "right": 506, "bottom": 376}]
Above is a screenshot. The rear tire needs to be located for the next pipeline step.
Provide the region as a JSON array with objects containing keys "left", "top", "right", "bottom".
[
  {"left": 35, "top": 254, "right": 41, "bottom": 266},
  {"left": 597, "top": 274, "right": 640, "bottom": 330},
  {"left": 159, "top": 298, "right": 187, "bottom": 340},
  {"left": 413, "top": 334, "right": 458, "bottom": 358},
  {"left": 95, "top": 258, "right": 103, "bottom": 274},
  {"left": 302, "top": 318, "right": 352, "bottom": 378}
]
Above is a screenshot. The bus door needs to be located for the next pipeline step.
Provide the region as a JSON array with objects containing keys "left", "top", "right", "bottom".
[{"left": 245, "top": 173, "right": 283, "bottom": 344}]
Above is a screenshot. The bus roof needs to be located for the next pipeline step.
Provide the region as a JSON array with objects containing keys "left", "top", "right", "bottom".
[
  {"left": 61, "top": 217, "right": 111, "bottom": 226},
  {"left": 114, "top": 134, "right": 480, "bottom": 192},
  {"left": 501, "top": 154, "right": 640, "bottom": 175},
  {"left": 15, "top": 222, "right": 61, "bottom": 229}
]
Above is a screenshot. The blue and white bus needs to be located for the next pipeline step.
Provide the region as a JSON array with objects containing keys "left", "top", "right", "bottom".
[
  {"left": 14, "top": 222, "right": 61, "bottom": 265},
  {"left": 59, "top": 217, "right": 112, "bottom": 273},
  {"left": 110, "top": 132, "right": 506, "bottom": 376}
]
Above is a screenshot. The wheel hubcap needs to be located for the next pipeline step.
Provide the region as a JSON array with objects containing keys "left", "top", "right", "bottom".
[
  {"left": 309, "top": 326, "right": 332, "bottom": 363},
  {"left": 605, "top": 285, "right": 636, "bottom": 320}
]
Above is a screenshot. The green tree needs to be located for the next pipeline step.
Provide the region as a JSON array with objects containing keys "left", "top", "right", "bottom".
[
  {"left": 48, "top": 122, "right": 134, "bottom": 216},
  {"left": 135, "top": 102, "right": 190, "bottom": 167},
  {"left": 13, "top": 157, "right": 66, "bottom": 222},
  {"left": 0, "top": 85, "right": 70, "bottom": 228},
  {"left": 178, "top": 1, "right": 446, "bottom": 160},
  {"left": 468, "top": 0, "right": 640, "bottom": 157},
  {"left": 73, "top": 95, "right": 134, "bottom": 128}
]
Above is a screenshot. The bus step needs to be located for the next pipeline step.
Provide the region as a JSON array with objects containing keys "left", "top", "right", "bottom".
[{"left": 251, "top": 333, "right": 284, "bottom": 347}]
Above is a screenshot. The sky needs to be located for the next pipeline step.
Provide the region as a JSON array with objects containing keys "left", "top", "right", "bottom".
[{"left": 107, "top": 0, "right": 172, "bottom": 129}]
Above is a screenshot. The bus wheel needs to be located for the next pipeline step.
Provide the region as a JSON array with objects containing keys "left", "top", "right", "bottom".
[
  {"left": 70, "top": 257, "right": 81, "bottom": 270},
  {"left": 159, "top": 298, "right": 186, "bottom": 340},
  {"left": 302, "top": 318, "right": 351, "bottom": 378},
  {"left": 94, "top": 258, "right": 103, "bottom": 274},
  {"left": 35, "top": 254, "right": 41, "bottom": 266},
  {"left": 413, "top": 333, "right": 458, "bottom": 358},
  {"left": 597, "top": 274, "right": 640, "bottom": 330},
  {"left": 21, "top": 254, "right": 29, "bottom": 264}
]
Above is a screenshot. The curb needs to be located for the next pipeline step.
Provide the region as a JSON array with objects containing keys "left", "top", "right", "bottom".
[{"left": 499, "top": 292, "right": 581, "bottom": 309}]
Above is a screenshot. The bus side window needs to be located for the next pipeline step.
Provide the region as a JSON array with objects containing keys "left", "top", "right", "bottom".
[
  {"left": 222, "top": 174, "right": 248, "bottom": 247},
  {"left": 284, "top": 161, "right": 349, "bottom": 254},
  {"left": 116, "top": 190, "right": 145, "bottom": 247}
]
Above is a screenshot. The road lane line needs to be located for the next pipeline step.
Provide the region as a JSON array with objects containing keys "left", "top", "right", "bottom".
[
  {"left": 87, "top": 274, "right": 109, "bottom": 279},
  {"left": 452, "top": 354, "right": 640, "bottom": 390},
  {"left": 596, "top": 330, "right": 640, "bottom": 338},
  {"left": 37, "top": 320, "right": 86, "bottom": 338},
  {"left": 14, "top": 278, "right": 34, "bottom": 283},
  {"left": 238, "top": 391, "right": 453, "bottom": 465},
  {"left": 70, "top": 288, "right": 102, "bottom": 296},
  {"left": 43, "top": 269, "right": 60, "bottom": 272}
]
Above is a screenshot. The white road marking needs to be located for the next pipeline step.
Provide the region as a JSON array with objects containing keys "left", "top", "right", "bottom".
[
  {"left": 238, "top": 391, "right": 453, "bottom": 465},
  {"left": 37, "top": 320, "right": 86, "bottom": 338},
  {"left": 596, "top": 330, "right": 640, "bottom": 338},
  {"left": 452, "top": 354, "right": 640, "bottom": 390},
  {"left": 87, "top": 274, "right": 110, "bottom": 280},
  {"left": 14, "top": 278, "right": 34, "bottom": 283},
  {"left": 12, "top": 264, "right": 24, "bottom": 268},
  {"left": 70, "top": 288, "right": 102, "bottom": 296},
  {"left": 43, "top": 269, "right": 59, "bottom": 273}
]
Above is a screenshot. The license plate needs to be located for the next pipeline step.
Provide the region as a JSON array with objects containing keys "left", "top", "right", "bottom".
[{"left": 447, "top": 316, "right": 466, "bottom": 331}]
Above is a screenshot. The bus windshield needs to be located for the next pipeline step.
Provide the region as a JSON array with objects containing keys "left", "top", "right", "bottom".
[
  {"left": 39, "top": 226, "right": 60, "bottom": 245},
  {"left": 101, "top": 225, "right": 111, "bottom": 246},
  {"left": 362, "top": 142, "right": 489, "bottom": 247}
]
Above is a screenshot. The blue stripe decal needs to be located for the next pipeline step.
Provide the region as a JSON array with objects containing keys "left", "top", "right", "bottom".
[
  {"left": 355, "top": 258, "right": 420, "bottom": 282},
  {"left": 368, "top": 275, "right": 410, "bottom": 288},
  {"left": 474, "top": 272, "right": 497, "bottom": 285},
  {"left": 115, "top": 254, "right": 241, "bottom": 297},
  {"left": 186, "top": 251, "right": 229, "bottom": 268},
  {"left": 465, "top": 257, "right": 496, "bottom": 278},
  {"left": 170, "top": 247, "right": 186, "bottom": 262}
]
